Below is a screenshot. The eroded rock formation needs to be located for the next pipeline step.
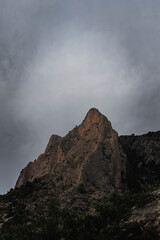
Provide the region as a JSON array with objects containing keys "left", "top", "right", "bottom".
[{"left": 16, "top": 108, "right": 126, "bottom": 196}]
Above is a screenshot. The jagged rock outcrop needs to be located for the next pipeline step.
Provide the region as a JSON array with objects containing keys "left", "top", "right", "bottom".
[
  {"left": 16, "top": 108, "right": 126, "bottom": 198},
  {"left": 119, "top": 132, "right": 160, "bottom": 189}
]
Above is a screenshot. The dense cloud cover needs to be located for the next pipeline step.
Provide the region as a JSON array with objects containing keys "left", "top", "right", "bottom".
[{"left": 0, "top": 0, "right": 160, "bottom": 193}]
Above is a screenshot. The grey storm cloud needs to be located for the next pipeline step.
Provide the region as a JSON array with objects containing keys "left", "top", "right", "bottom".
[{"left": 0, "top": 0, "right": 160, "bottom": 193}]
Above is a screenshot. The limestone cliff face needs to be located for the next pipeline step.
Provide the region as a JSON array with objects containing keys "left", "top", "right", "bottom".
[{"left": 16, "top": 108, "right": 126, "bottom": 194}]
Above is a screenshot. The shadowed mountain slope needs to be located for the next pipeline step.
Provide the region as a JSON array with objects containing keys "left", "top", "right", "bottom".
[{"left": 119, "top": 131, "right": 160, "bottom": 189}]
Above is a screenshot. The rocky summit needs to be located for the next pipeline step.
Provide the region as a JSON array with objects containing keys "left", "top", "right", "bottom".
[{"left": 16, "top": 108, "right": 126, "bottom": 199}]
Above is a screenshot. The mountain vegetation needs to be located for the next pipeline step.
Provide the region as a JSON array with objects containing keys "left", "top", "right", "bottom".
[{"left": 1, "top": 178, "right": 160, "bottom": 240}]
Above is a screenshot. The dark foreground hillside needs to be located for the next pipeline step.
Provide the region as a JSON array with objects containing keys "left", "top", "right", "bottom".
[{"left": 0, "top": 177, "right": 160, "bottom": 240}]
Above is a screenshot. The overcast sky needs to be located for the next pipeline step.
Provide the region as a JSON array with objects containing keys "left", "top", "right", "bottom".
[{"left": 0, "top": 0, "right": 160, "bottom": 194}]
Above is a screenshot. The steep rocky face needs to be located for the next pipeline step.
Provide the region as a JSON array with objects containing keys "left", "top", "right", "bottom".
[
  {"left": 119, "top": 132, "right": 160, "bottom": 189},
  {"left": 16, "top": 108, "right": 126, "bottom": 197}
]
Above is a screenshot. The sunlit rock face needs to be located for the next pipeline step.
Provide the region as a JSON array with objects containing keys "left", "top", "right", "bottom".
[{"left": 16, "top": 108, "right": 126, "bottom": 195}]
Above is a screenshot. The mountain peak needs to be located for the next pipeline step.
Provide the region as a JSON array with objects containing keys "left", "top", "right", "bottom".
[
  {"left": 85, "top": 108, "right": 101, "bottom": 122},
  {"left": 85, "top": 108, "right": 109, "bottom": 123},
  {"left": 78, "top": 108, "right": 111, "bottom": 136},
  {"left": 87, "top": 107, "right": 100, "bottom": 114}
]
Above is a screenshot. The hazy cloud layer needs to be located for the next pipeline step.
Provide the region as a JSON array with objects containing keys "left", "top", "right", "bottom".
[{"left": 0, "top": 0, "right": 160, "bottom": 193}]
